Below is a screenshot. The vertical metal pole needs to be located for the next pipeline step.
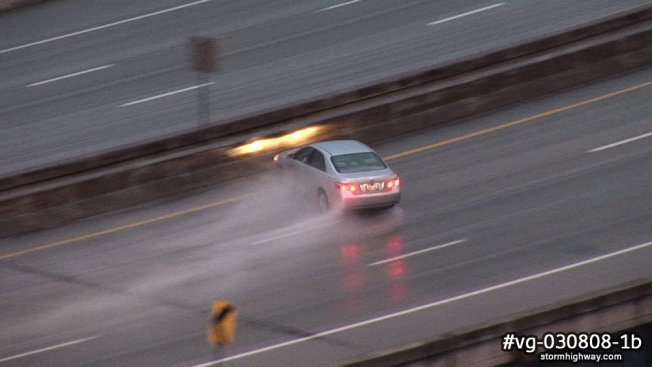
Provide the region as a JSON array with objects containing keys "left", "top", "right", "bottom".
[
  {"left": 190, "top": 36, "right": 218, "bottom": 128},
  {"left": 197, "top": 72, "right": 210, "bottom": 127}
]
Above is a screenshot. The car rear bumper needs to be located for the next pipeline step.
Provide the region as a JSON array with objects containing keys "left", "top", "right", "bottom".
[{"left": 340, "top": 192, "right": 400, "bottom": 209}]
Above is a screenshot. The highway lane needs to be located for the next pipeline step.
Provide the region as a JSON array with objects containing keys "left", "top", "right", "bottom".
[
  {"left": 1, "top": 0, "right": 650, "bottom": 176},
  {"left": 1, "top": 67, "right": 651, "bottom": 366}
]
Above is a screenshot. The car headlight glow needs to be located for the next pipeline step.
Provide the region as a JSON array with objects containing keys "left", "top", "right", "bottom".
[{"left": 227, "top": 126, "right": 324, "bottom": 157}]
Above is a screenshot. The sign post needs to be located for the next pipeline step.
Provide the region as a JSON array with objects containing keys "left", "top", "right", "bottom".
[{"left": 189, "top": 36, "right": 218, "bottom": 127}]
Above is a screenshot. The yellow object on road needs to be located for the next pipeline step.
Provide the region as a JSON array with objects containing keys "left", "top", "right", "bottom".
[{"left": 207, "top": 300, "right": 238, "bottom": 346}]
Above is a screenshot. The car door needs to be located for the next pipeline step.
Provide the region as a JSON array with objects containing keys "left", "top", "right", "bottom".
[
  {"left": 304, "top": 148, "right": 331, "bottom": 193},
  {"left": 287, "top": 147, "right": 316, "bottom": 190}
]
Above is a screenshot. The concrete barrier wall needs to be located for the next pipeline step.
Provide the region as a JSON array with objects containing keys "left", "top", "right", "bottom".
[
  {"left": 0, "top": 6, "right": 651, "bottom": 236},
  {"left": 339, "top": 281, "right": 652, "bottom": 367}
]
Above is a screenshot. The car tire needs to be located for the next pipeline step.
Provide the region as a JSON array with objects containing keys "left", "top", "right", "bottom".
[{"left": 317, "top": 190, "right": 330, "bottom": 213}]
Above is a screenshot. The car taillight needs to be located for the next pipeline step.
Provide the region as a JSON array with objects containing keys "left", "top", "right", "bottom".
[
  {"left": 386, "top": 177, "right": 400, "bottom": 189},
  {"left": 336, "top": 183, "right": 359, "bottom": 193}
]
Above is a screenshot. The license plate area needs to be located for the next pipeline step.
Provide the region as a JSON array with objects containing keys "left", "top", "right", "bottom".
[{"left": 360, "top": 181, "right": 384, "bottom": 192}]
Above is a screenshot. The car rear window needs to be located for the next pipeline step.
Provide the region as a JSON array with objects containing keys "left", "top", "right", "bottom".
[{"left": 330, "top": 152, "right": 387, "bottom": 173}]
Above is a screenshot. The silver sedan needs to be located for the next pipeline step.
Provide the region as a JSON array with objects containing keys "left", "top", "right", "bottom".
[{"left": 274, "top": 140, "right": 400, "bottom": 211}]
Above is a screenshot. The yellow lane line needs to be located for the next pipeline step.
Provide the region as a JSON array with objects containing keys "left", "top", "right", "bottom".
[
  {"left": 3, "top": 79, "right": 651, "bottom": 260},
  {"left": 0, "top": 194, "right": 247, "bottom": 261},
  {"left": 384, "top": 80, "right": 652, "bottom": 161}
]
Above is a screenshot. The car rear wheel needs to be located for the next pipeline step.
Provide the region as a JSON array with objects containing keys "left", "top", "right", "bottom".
[{"left": 317, "top": 191, "right": 329, "bottom": 213}]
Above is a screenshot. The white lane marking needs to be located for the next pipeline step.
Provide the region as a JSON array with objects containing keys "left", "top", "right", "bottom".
[
  {"left": 588, "top": 131, "right": 652, "bottom": 153},
  {"left": 315, "top": 0, "right": 361, "bottom": 13},
  {"left": 426, "top": 3, "right": 505, "bottom": 26},
  {"left": 192, "top": 239, "right": 652, "bottom": 367},
  {"left": 120, "top": 82, "right": 214, "bottom": 107},
  {"left": 26, "top": 64, "right": 114, "bottom": 87},
  {"left": 315, "top": 0, "right": 360, "bottom": 13},
  {"left": 0, "top": 0, "right": 211, "bottom": 55},
  {"left": 368, "top": 239, "right": 467, "bottom": 267},
  {"left": 252, "top": 222, "right": 332, "bottom": 245},
  {"left": 0, "top": 336, "right": 97, "bottom": 363}
]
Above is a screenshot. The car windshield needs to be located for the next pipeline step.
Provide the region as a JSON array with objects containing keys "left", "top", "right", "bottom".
[{"left": 330, "top": 152, "right": 387, "bottom": 173}]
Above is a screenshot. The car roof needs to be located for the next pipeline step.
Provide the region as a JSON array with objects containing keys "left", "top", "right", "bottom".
[{"left": 311, "top": 140, "right": 373, "bottom": 156}]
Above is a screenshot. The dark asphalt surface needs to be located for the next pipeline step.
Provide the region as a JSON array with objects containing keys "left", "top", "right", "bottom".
[
  {"left": 0, "top": 66, "right": 651, "bottom": 366},
  {"left": 1, "top": 0, "right": 650, "bottom": 176}
]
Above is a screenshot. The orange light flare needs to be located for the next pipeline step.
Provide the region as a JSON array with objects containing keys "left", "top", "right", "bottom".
[{"left": 227, "top": 126, "right": 324, "bottom": 157}]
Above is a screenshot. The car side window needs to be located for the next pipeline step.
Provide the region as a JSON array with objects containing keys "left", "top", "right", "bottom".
[
  {"left": 293, "top": 147, "right": 315, "bottom": 164},
  {"left": 307, "top": 150, "right": 326, "bottom": 172}
]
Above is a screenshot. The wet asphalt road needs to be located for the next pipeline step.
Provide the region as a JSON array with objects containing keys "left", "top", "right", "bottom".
[{"left": 0, "top": 66, "right": 651, "bottom": 366}]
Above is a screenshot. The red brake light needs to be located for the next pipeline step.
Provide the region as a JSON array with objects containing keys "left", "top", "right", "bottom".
[
  {"left": 336, "top": 183, "right": 359, "bottom": 193},
  {"left": 386, "top": 177, "right": 400, "bottom": 189}
]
